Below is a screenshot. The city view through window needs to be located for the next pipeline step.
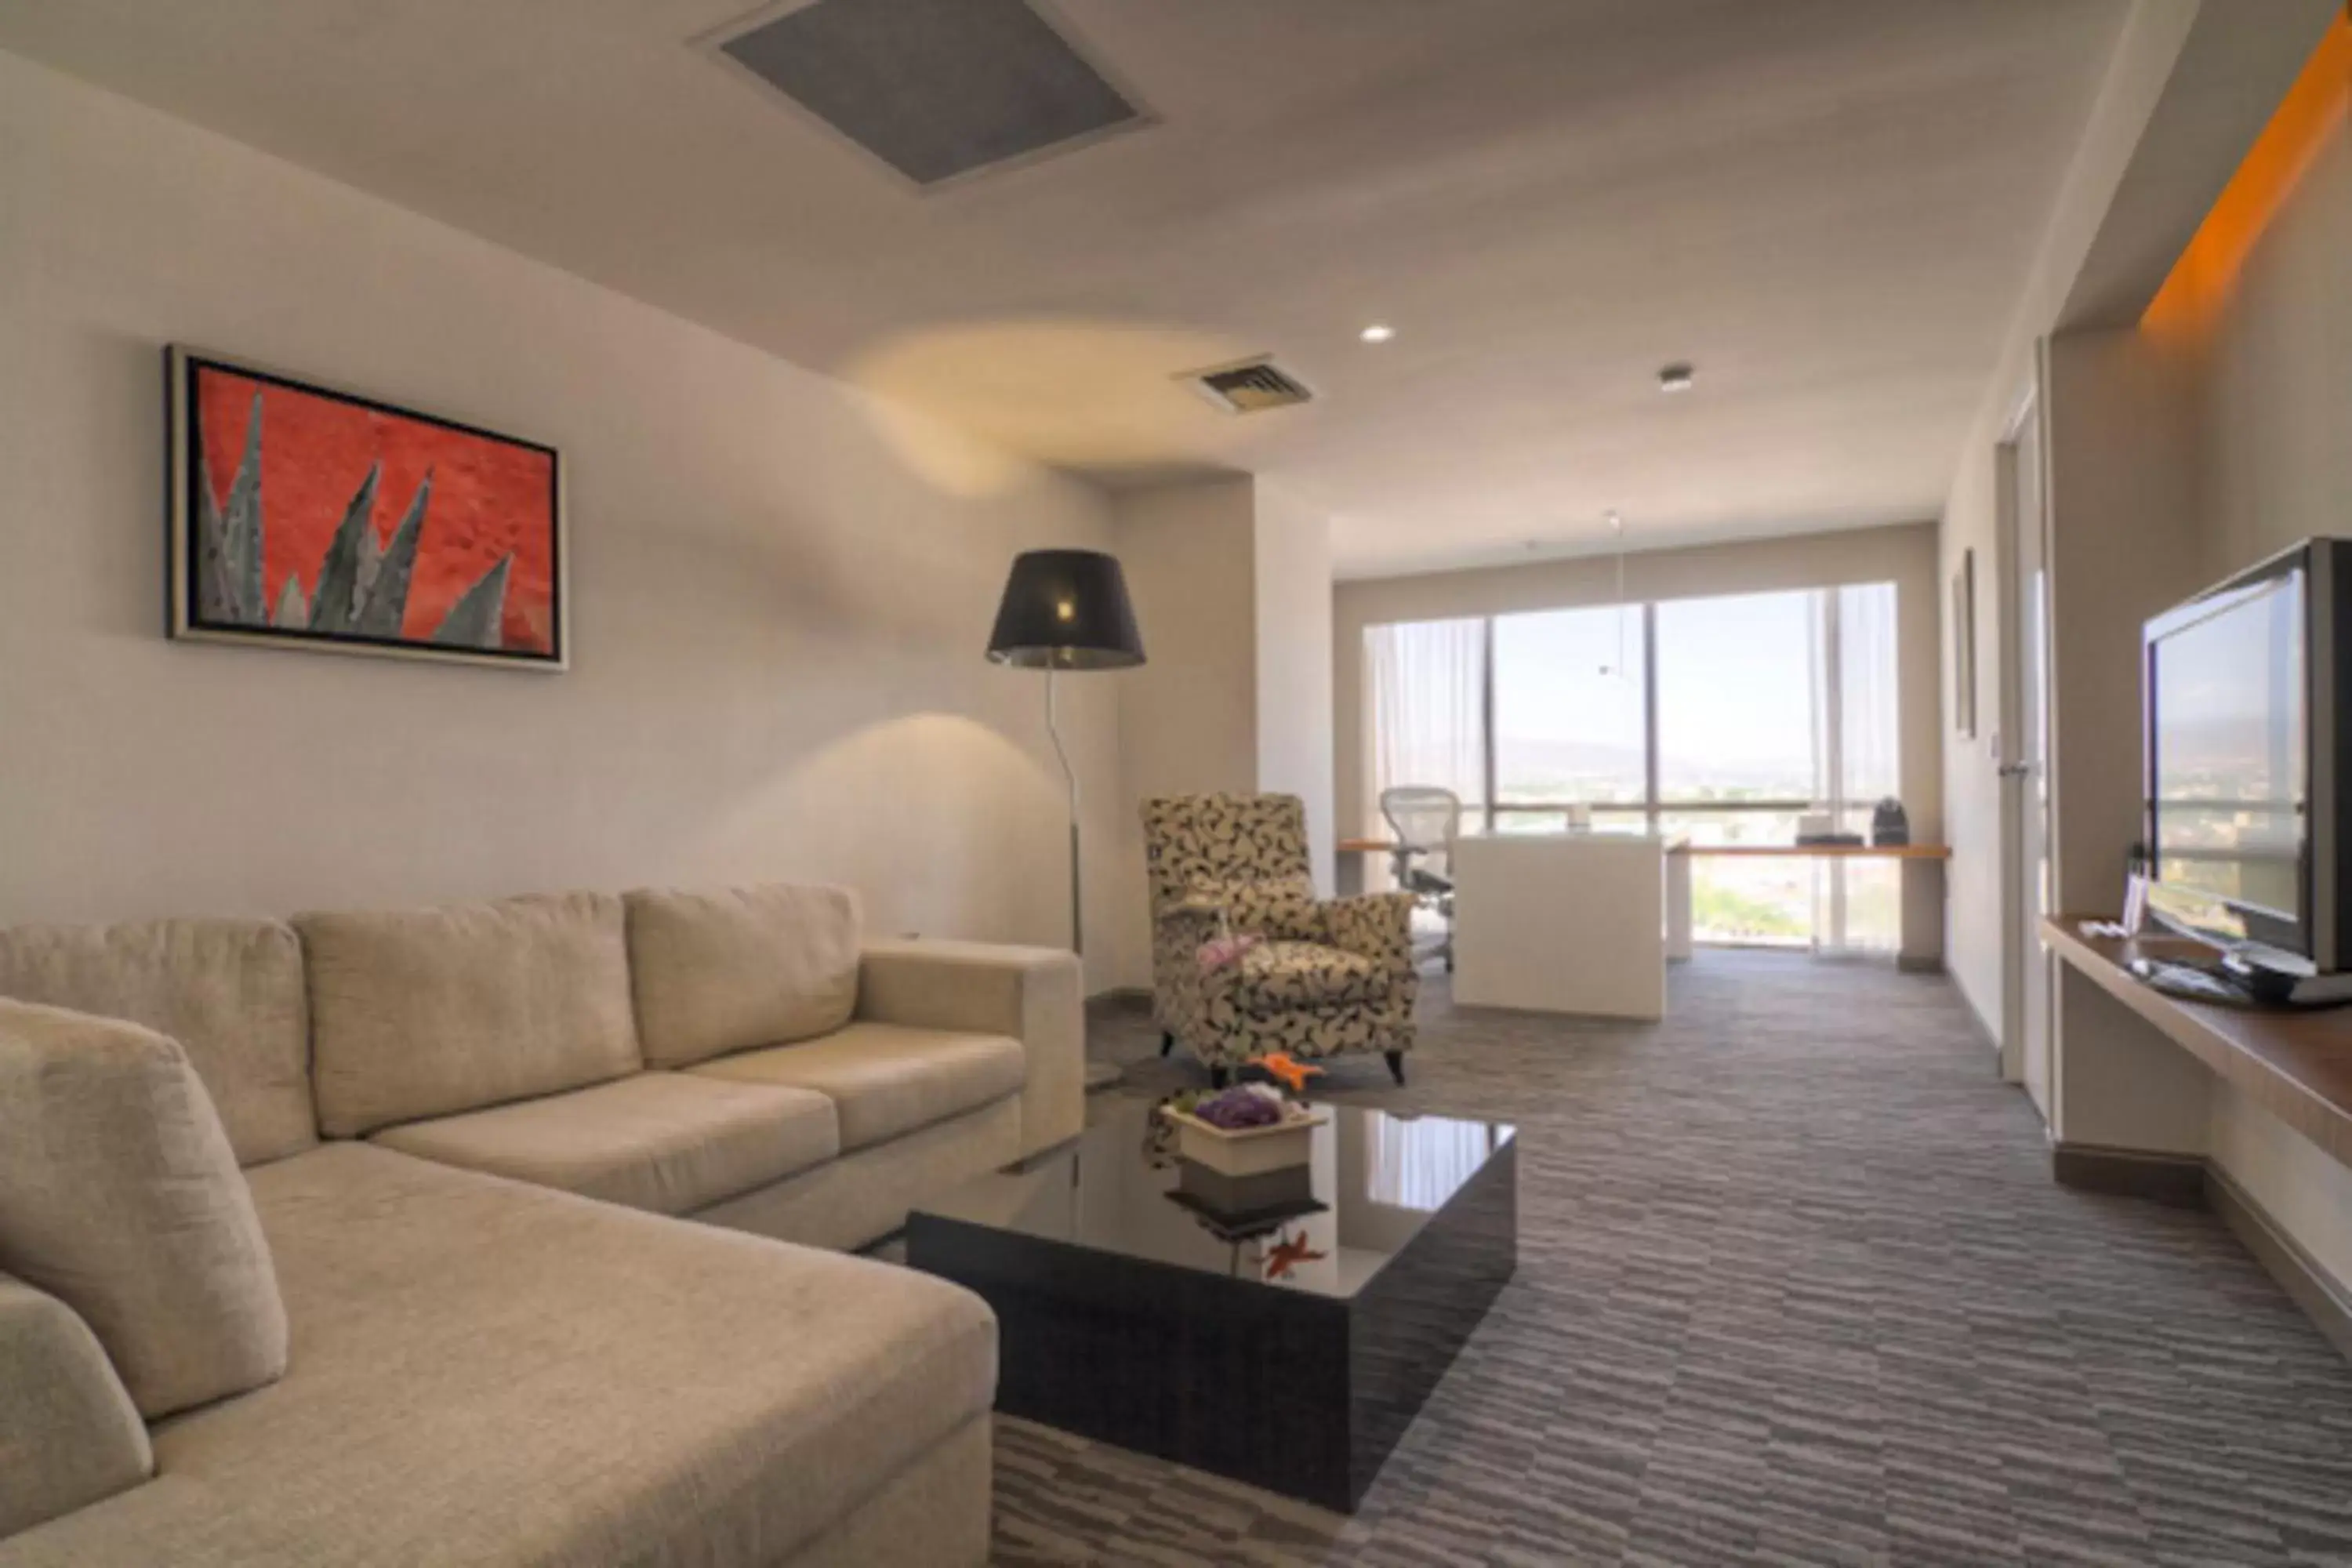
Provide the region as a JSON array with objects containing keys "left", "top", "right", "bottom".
[{"left": 1369, "top": 584, "right": 1900, "bottom": 949}]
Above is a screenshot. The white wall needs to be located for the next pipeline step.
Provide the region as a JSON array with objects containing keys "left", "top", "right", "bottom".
[
  {"left": 2038, "top": 325, "right": 2213, "bottom": 1153},
  {"left": 1252, "top": 486, "right": 1335, "bottom": 894},
  {"left": 2177, "top": 107, "right": 2352, "bottom": 1293},
  {"left": 0, "top": 50, "right": 1137, "bottom": 982},
  {"left": 1105, "top": 477, "right": 1261, "bottom": 978},
  {"left": 2042, "top": 327, "right": 2206, "bottom": 916},
  {"left": 2210, "top": 1083, "right": 2352, "bottom": 1297},
  {"left": 1104, "top": 475, "right": 1342, "bottom": 982},
  {"left": 1937, "top": 0, "right": 2201, "bottom": 1037},
  {"left": 2194, "top": 118, "right": 2351, "bottom": 573},
  {"left": 1965, "top": 17, "right": 2351, "bottom": 1298}
]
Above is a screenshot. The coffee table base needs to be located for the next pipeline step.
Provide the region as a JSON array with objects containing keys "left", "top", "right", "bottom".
[{"left": 908, "top": 1138, "right": 1515, "bottom": 1512}]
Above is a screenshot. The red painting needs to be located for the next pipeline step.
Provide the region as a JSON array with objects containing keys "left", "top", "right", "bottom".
[{"left": 172, "top": 351, "right": 562, "bottom": 664}]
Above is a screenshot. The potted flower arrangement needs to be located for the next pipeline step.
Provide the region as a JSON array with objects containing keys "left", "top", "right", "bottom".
[{"left": 1157, "top": 1054, "right": 1328, "bottom": 1177}]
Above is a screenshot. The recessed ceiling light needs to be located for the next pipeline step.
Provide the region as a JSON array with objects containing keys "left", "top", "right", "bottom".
[
  {"left": 1658, "top": 362, "right": 1696, "bottom": 394},
  {"left": 1359, "top": 324, "right": 1396, "bottom": 344}
]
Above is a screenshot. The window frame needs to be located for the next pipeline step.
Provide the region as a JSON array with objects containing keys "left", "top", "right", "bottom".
[{"left": 1457, "top": 589, "right": 1880, "bottom": 833}]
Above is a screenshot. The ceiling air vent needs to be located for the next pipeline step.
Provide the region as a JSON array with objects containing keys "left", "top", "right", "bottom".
[
  {"left": 1181, "top": 357, "right": 1316, "bottom": 415},
  {"left": 711, "top": 0, "right": 1145, "bottom": 188}
]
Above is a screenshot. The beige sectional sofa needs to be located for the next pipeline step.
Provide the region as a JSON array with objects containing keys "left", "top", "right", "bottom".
[{"left": 0, "top": 883, "right": 1083, "bottom": 1566}]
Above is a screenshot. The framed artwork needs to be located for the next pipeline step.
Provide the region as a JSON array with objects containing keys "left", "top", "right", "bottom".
[
  {"left": 167, "top": 347, "right": 565, "bottom": 668},
  {"left": 1951, "top": 548, "right": 1976, "bottom": 737}
]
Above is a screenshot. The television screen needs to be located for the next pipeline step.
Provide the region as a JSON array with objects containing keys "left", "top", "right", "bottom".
[{"left": 2150, "top": 570, "right": 2306, "bottom": 941}]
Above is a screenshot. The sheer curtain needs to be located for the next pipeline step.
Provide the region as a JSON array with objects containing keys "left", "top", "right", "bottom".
[
  {"left": 1364, "top": 618, "right": 1486, "bottom": 840},
  {"left": 1838, "top": 584, "right": 1902, "bottom": 808},
  {"left": 1367, "top": 1115, "right": 1497, "bottom": 1210},
  {"left": 1812, "top": 583, "right": 1902, "bottom": 954}
]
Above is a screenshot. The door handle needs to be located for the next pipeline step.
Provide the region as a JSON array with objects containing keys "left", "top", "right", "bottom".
[{"left": 1996, "top": 762, "right": 2031, "bottom": 779}]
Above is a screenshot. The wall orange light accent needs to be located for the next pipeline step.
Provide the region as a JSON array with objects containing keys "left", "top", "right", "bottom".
[{"left": 2142, "top": 9, "right": 2350, "bottom": 339}]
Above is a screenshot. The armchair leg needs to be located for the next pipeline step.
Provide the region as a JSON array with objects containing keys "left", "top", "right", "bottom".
[
  {"left": 1384, "top": 1051, "right": 1406, "bottom": 1087},
  {"left": 1160, "top": 1030, "right": 1174, "bottom": 1056}
]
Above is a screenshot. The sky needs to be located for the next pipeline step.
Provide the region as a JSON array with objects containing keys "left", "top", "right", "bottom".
[{"left": 1495, "top": 591, "right": 1824, "bottom": 783}]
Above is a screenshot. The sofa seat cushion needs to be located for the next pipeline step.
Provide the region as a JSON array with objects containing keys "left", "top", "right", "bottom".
[
  {"left": 1229, "top": 940, "right": 1387, "bottom": 1011},
  {"left": 690, "top": 1022, "right": 1026, "bottom": 1153},
  {"left": 0, "top": 1144, "right": 997, "bottom": 1568},
  {"left": 368, "top": 1073, "right": 840, "bottom": 1218}
]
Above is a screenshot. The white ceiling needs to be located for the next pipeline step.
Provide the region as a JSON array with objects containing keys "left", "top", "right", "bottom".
[{"left": 0, "top": 0, "right": 2131, "bottom": 577}]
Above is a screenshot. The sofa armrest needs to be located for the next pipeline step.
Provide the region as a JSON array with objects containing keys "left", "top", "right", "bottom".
[
  {"left": 1317, "top": 892, "right": 1417, "bottom": 971},
  {"left": 856, "top": 939, "right": 1083, "bottom": 1159},
  {"left": 0, "top": 1272, "right": 154, "bottom": 1541}
]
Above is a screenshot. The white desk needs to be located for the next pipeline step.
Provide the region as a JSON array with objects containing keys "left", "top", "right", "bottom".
[
  {"left": 1339, "top": 833, "right": 1692, "bottom": 972},
  {"left": 1450, "top": 832, "right": 1681, "bottom": 1020}
]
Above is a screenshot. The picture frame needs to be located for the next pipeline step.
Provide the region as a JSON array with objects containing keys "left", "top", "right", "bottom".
[
  {"left": 166, "top": 346, "right": 567, "bottom": 669},
  {"left": 1951, "top": 547, "right": 1976, "bottom": 738}
]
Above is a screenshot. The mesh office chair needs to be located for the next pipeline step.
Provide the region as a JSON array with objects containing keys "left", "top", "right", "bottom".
[{"left": 1380, "top": 786, "right": 1461, "bottom": 973}]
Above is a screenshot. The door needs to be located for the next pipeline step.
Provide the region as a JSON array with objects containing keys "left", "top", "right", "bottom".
[{"left": 1998, "top": 384, "right": 2054, "bottom": 1118}]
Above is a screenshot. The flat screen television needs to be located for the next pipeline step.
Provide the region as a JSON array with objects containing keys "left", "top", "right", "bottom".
[{"left": 2143, "top": 539, "right": 2352, "bottom": 992}]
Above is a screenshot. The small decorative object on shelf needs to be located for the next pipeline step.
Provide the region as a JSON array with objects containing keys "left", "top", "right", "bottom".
[{"left": 1871, "top": 798, "right": 1910, "bottom": 846}]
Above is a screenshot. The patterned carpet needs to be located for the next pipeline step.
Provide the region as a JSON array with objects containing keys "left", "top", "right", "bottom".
[{"left": 984, "top": 952, "right": 2352, "bottom": 1566}]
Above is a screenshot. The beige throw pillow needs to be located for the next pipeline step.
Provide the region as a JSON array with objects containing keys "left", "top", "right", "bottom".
[{"left": 0, "top": 999, "right": 289, "bottom": 1420}]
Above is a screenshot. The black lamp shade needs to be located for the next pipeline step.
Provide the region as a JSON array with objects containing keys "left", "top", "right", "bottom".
[{"left": 986, "top": 549, "right": 1145, "bottom": 670}]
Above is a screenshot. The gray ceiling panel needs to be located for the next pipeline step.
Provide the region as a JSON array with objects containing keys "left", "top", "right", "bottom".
[{"left": 720, "top": 0, "right": 1140, "bottom": 186}]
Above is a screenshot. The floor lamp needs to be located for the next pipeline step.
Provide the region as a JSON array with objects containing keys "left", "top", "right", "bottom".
[{"left": 986, "top": 549, "right": 1145, "bottom": 1088}]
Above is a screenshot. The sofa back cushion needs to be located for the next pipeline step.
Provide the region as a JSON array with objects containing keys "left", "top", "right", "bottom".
[
  {"left": 0, "top": 917, "right": 314, "bottom": 1167},
  {"left": 299, "top": 892, "right": 640, "bottom": 1138},
  {"left": 625, "top": 884, "right": 861, "bottom": 1068},
  {"left": 0, "top": 1000, "right": 289, "bottom": 1421}
]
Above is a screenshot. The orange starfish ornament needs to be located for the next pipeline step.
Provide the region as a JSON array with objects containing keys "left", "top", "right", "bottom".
[
  {"left": 1263, "top": 1229, "right": 1327, "bottom": 1280},
  {"left": 1249, "top": 1052, "right": 1325, "bottom": 1094}
]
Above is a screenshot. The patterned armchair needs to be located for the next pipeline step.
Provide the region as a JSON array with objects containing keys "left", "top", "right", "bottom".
[{"left": 1142, "top": 793, "right": 1418, "bottom": 1085}]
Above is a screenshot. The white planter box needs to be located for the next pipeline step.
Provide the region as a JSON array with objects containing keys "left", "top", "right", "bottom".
[{"left": 1160, "top": 1105, "right": 1328, "bottom": 1176}]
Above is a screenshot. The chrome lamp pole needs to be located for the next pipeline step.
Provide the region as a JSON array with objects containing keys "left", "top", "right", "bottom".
[{"left": 986, "top": 550, "right": 1147, "bottom": 1085}]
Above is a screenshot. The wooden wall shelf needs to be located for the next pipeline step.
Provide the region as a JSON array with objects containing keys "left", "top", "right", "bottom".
[{"left": 2044, "top": 915, "right": 2352, "bottom": 1169}]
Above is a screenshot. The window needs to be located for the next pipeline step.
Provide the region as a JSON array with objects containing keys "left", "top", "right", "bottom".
[
  {"left": 1654, "top": 586, "right": 1898, "bottom": 948},
  {"left": 1493, "top": 607, "right": 1646, "bottom": 818},
  {"left": 1656, "top": 590, "right": 1816, "bottom": 805},
  {"left": 1365, "top": 616, "right": 1486, "bottom": 829},
  {"left": 1363, "top": 580, "right": 1901, "bottom": 952}
]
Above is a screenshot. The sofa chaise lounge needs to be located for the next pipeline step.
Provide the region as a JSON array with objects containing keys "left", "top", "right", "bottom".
[{"left": 0, "top": 883, "right": 1082, "bottom": 1566}]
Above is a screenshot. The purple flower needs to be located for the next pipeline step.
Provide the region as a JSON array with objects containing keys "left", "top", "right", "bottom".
[{"left": 1194, "top": 1087, "right": 1283, "bottom": 1130}]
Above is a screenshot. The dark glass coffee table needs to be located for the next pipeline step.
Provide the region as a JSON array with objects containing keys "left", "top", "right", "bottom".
[{"left": 906, "top": 1100, "right": 1516, "bottom": 1512}]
